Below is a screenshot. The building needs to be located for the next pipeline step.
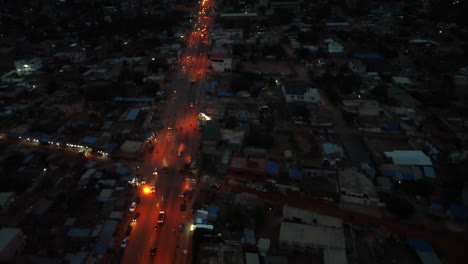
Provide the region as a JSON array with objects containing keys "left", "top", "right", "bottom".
[
  {"left": 325, "top": 22, "right": 351, "bottom": 32},
  {"left": 210, "top": 53, "right": 232, "bottom": 72},
  {"left": 342, "top": 100, "right": 380, "bottom": 116},
  {"left": 228, "top": 155, "right": 267, "bottom": 181},
  {"left": 338, "top": 168, "right": 379, "bottom": 206},
  {"left": 392, "top": 76, "right": 414, "bottom": 88},
  {"left": 0, "top": 192, "right": 16, "bottom": 210},
  {"left": 384, "top": 150, "right": 432, "bottom": 166},
  {"left": 325, "top": 39, "right": 344, "bottom": 53},
  {"left": 279, "top": 222, "right": 347, "bottom": 264},
  {"left": 282, "top": 82, "right": 320, "bottom": 103},
  {"left": 220, "top": 129, "right": 246, "bottom": 153},
  {"left": 348, "top": 59, "right": 366, "bottom": 73},
  {"left": 14, "top": 58, "right": 43, "bottom": 76},
  {"left": 226, "top": 102, "right": 260, "bottom": 123},
  {"left": 0, "top": 228, "right": 25, "bottom": 262},
  {"left": 202, "top": 126, "right": 220, "bottom": 154}
]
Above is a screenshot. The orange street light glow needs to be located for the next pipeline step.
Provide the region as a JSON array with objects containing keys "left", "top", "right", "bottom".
[{"left": 144, "top": 187, "right": 150, "bottom": 194}]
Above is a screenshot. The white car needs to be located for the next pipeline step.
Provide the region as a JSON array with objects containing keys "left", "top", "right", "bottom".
[
  {"left": 153, "top": 167, "right": 158, "bottom": 175},
  {"left": 256, "top": 186, "right": 267, "bottom": 193},
  {"left": 121, "top": 237, "right": 128, "bottom": 248},
  {"left": 129, "top": 202, "right": 137, "bottom": 213}
]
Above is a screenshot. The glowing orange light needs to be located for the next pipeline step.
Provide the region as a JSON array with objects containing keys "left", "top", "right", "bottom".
[{"left": 144, "top": 187, "right": 150, "bottom": 194}]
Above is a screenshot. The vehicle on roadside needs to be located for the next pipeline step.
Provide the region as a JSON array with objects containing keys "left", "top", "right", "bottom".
[
  {"left": 163, "top": 167, "right": 168, "bottom": 173},
  {"left": 132, "top": 212, "right": 140, "bottom": 222},
  {"left": 121, "top": 237, "right": 128, "bottom": 248},
  {"left": 153, "top": 167, "right": 158, "bottom": 175},
  {"left": 125, "top": 226, "right": 132, "bottom": 236},
  {"left": 177, "top": 150, "right": 183, "bottom": 157},
  {"left": 180, "top": 203, "right": 186, "bottom": 211},
  {"left": 129, "top": 202, "right": 137, "bottom": 212},
  {"left": 157, "top": 211, "right": 165, "bottom": 224},
  {"left": 179, "top": 191, "right": 187, "bottom": 198},
  {"left": 150, "top": 247, "right": 157, "bottom": 256},
  {"left": 256, "top": 186, "right": 267, "bottom": 193},
  {"left": 179, "top": 223, "right": 185, "bottom": 232},
  {"left": 210, "top": 183, "right": 220, "bottom": 189}
]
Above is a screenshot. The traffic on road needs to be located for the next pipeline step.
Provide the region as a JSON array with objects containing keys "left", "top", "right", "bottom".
[{"left": 119, "top": 1, "right": 215, "bottom": 263}]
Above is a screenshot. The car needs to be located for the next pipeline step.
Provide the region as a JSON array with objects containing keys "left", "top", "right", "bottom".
[
  {"left": 168, "top": 125, "right": 173, "bottom": 130},
  {"left": 150, "top": 247, "right": 157, "bottom": 256},
  {"left": 177, "top": 150, "right": 183, "bottom": 157},
  {"left": 129, "top": 202, "right": 137, "bottom": 213},
  {"left": 256, "top": 186, "right": 267, "bottom": 193},
  {"left": 125, "top": 226, "right": 132, "bottom": 236},
  {"left": 153, "top": 167, "right": 158, "bottom": 175},
  {"left": 179, "top": 191, "right": 187, "bottom": 198},
  {"left": 157, "top": 211, "right": 165, "bottom": 224},
  {"left": 190, "top": 102, "right": 194, "bottom": 108},
  {"left": 179, "top": 223, "right": 185, "bottom": 232},
  {"left": 185, "top": 105, "right": 189, "bottom": 110},
  {"left": 121, "top": 237, "right": 128, "bottom": 248},
  {"left": 163, "top": 167, "right": 168, "bottom": 173},
  {"left": 140, "top": 177, "right": 146, "bottom": 184},
  {"left": 132, "top": 212, "right": 140, "bottom": 222},
  {"left": 210, "top": 183, "right": 220, "bottom": 189},
  {"left": 150, "top": 186, "right": 156, "bottom": 193},
  {"left": 180, "top": 203, "right": 186, "bottom": 211},
  {"left": 154, "top": 225, "right": 158, "bottom": 231}
]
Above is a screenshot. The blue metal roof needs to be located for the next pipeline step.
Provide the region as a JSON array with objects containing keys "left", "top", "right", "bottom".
[
  {"left": 450, "top": 204, "right": 468, "bottom": 219},
  {"left": 116, "top": 166, "right": 130, "bottom": 175},
  {"left": 322, "top": 143, "right": 340, "bottom": 155},
  {"left": 217, "top": 92, "right": 233, "bottom": 98},
  {"left": 290, "top": 168, "right": 302, "bottom": 179},
  {"left": 22, "top": 154, "right": 34, "bottom": 164},
  {"left": 8, "top": 133, "right": 23, "bottom": 139},
  {"left": 431, "top": 203, "right": 443, "bottom": 211},
  {"left": 126, "top": 108, "right": 140, "bottom": 121},
  {"left": 407, "top": 237, "right": 434, "bottom": 252},
  {"left": 66, "top": 228, "right": 91, "bottom": 238},
  {"left": 93, "top": 244, "right": 107, "bottom": 254},
  {"left": 145, "top": 130, "right": 153, "bottom": 139},
  {"left": 104, "top": 143, "right": 118, "bottom": 151},
  {"left": 99, "top": 220, "right": 118, "bottom": 239},
  {"left": 82, "top": 136, "right": 97, "bottom": 144},
  {"left": 208, "top": 205, "right": 219, "bottom": 216},
  {"left": 423, "top": 167, "right": 436, "bottom": 179},
  {"left": 266, "top": 160, "right": 279, "bottom": 175},
  {"left": 353, "top": 53, "right": 381, "bottom": 59}
]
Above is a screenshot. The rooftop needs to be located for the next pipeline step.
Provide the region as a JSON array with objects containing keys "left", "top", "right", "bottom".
[
  {"left": 279, "top": 222, "right": 345, "bottom": 249},
  {"left": 384, "top": 150, "right": 433, "bottom": 166}
]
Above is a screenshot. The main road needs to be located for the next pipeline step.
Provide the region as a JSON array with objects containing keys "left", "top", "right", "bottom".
[{"left": 120, "top": 1, "right": 215, "bottom": 263}]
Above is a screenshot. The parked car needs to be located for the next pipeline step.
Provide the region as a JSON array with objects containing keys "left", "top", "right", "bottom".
[
  {"left": 132, "top": 212, "right": 140, "bottom": 222},
  {"left": 121, "top": 237, "right": 128, "bottom": 248},
  {"left": 210, "top": 183, "right": 220, "bottom": 189},
  {"left": 179, "top": 191, "right": 187, "bottom": 198},
  {"left": 180, "top": 203, "right": 186, "bottom": 211},
  {"left": 256, "top": 186, "right": 267, "bottom": 193},
  {"left": 125, "top": 226, "right": 132, "bottom": 236},
  {"left": 129, "top": 202, "right": 137, "bottom": 212},
  {"left": 153, "top": 167, "right": 158, "bottom": 175},
  {"left": 163, "top": 167, "right": 168, "bottom": 173},
  {"left": 150, "top": 247, "right": 157, "bottom": 256}
]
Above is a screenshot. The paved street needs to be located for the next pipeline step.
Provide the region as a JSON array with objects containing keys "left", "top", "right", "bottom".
[{"left": 120, "top": 1, "right": 214, "bottom": 263}]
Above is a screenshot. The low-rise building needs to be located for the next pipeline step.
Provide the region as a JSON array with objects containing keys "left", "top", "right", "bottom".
[
  {"left": 228, "top": 156, "right": 267, "bottom": 181},
  {"left": 14, "top": 58, "right": 43, "bottom": 76},
  {"left": 338, "top": 168, "right": 379, "bottom": 206},
  {"left": 0, "top": 228, "right": 26, "bottom": 262},
  {"left": 282, "top": 82, "right": 320, "bottom": 103},
  {"left": 211, "top": 53, "right": 232, "bottom": 72}
]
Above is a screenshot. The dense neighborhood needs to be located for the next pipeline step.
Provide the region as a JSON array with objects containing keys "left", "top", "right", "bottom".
[{"left": 1, "top": 0, "right": 468, "bottom": 264}]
